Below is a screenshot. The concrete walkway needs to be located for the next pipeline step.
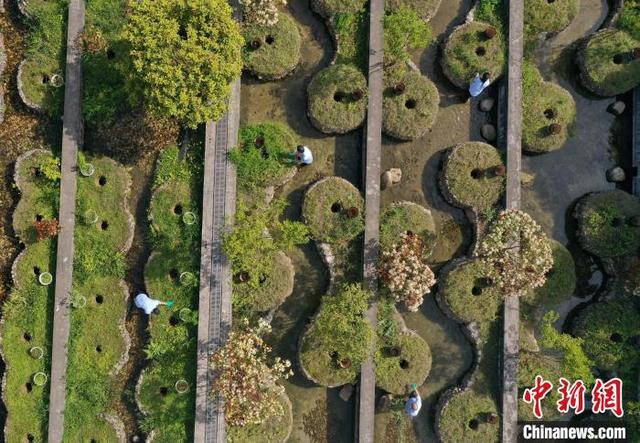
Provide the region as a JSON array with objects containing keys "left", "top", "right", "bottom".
[
  {"left": 502, "top": 0, "right": 524, "bottom": 441},
  {"left": 357, "top": 0, "right": 383, "bottom": 440},
  {"left": 193, "top": 81, "right": 240, "bottom": 441},
  {"left": 47, "top": 0, "right": 85, "bottom": 441}
]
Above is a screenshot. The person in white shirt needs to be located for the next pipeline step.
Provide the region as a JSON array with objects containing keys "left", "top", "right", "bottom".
[
  {"left": 295, "top": 145, "right": 313, "bottom": 166},
  {"left": 404, "top": 389, "right": 422, "bottom": 418},
  {"left": 468, "top": 72, "right": 491, "bottom": 98},
  {"left": 134, "top": 293, "right": 172, "bottom": 315}
]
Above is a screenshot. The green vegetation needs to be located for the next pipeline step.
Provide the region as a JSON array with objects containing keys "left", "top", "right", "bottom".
[
  {"left": 441, "top": 21, "right": 506, "bottom": 89},
  {"left": 523, "top": 240, "right": 575, "bottom": 307},
  {"left": 242, "top": 13, "right": 302, "bottom": 80},
  {"left": 441, "top": 142, "right": 505, "bottom": 211},
  {"left": 20, "top": 0, "right": 67, "bottom": 115},
  {"left": 475, "top": 0, "right": 504, "bottom": 29},
  {"left": 302, "top": 176, "right": 365, "bottom": 243},
  {"left": 380, "top": 201, "right": 436, "bottom": 254},
  {"left": 522, "top": 63, "right": 576, "bottom": 153},
  {"left": 125, "top": 0, "right": 243, "bottom": 128},
  {"left": 227, "top": 395, "right": 292, "bottom": 442},
  {"left": 576, "top": 190, "right": 640, "bottom": 258},
  {"left": 307, "top": 64, "right": 368, "bottom": 134},
  {"left": 579, "top": 29, "right": 640, "bottom": 96},
  {"left": 299, "top": 284, "right": 375, "bottom": 386},
  {"left": 0, "top": 151, "right": 59, "bottom": 441},
  {"left": 229, "top": 123, "right": 297, "bottom": 190},
  {"left": 524, "top": 0, "right": 578, "bottom": 37},
  {"left": 438, "top": 260, "right": 502, "bottom": 324},
  {"left": 385, "top": 0, "right": 441, "bottom": 21},
  {"left": 138, "top": 146, "right": 204, "bottom": 441},
  {"left": 382, "top": 68, "right": 439, "bottom": 140},
  {"left": 438, "top": 390, "right": 500, "bottom": 443},
  {"left": 518, "top": 351, "right": 563, "bottom": 421},
  {"left": 618, "top": 0, "right": 640, "bottom": 41},
  {"left": 383, "top": 8, "right": 432, "bottom": 66},
  {"left": 374, "top": 301, "right": 431, "bottom": 395},
  {"left": 312, "top": 0, "right": 367, "bottom": 16},
  {"left": 331, "top": 12, "right": 369, "bottom": 70}
]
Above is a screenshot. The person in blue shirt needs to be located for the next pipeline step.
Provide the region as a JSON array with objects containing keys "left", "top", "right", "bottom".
[
  {"left": 468, "top": 72, "right": 491, "bottom": 98},
  {"left": 404, "top": 388, "right": 422, "bottom": 418}
]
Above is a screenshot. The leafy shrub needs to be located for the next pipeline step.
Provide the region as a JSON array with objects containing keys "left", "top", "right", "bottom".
[
  {"left": 619, "top": 0, "right": 640, "bottom": 41},
  {"left": 383, "top": 8, "right": 432, "bottom": 65},
  {"left": 40, "top": 156, "right": 61, "bottom": 182},
  {"left": 240, "top": 0, "right": 287, "bottom": 26},
  {"left": 475, "top": 0, "right": 504, "bottom": 28},
  {"left": 33, "top": 218, "right": 60, "bottom": 241}
]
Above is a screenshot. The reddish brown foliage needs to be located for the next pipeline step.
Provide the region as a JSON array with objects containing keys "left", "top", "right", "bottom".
[{"left": 33, "top": 219, "right": 60, "bottom": 241}]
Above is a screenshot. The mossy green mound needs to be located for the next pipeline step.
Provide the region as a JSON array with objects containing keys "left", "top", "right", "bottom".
[
  {"left": 307, "top": 64, "right": 368, "bottom": 134},
  {"left": 311, "top": 0, "right": 367, "bottom": 16},
  {"left": 68, "top": 417, "right": 120, "bottom": 442},
  {"left": 148, "top": 181, "right": 200, "bottom": 249},
  {"left": 380, "top": 201, "right": 436, "bottom": 254},
  {"left": 229, "top": 123, "right": 297, "bottom": 190},
  {"left": 441, "top": 21, "right": 506, "bottom": 89},
  {"left": 524, "top": 0, "right": 578, "bottom": 37},
  {"left": 383, "top": 69, "right": 439, "bottom": 141},
  {"left": 440, "top": 142, "right": 505, "bottom": 211},
  {"left": 579, "top": 29, "right": 640, "bottom": 96},
  {"left": 242, "top": 13, "right": 301, "bottom": 80},
  {"left": 523, "top": 240, "right": 575, "bottom": 307},
  {"left": 375, "top": 331, "right": 431, "bottom": 395},
  {"left": 439, "top": 260, "right": 502, "bottom": 324},
  {"left": 227, "top": 394, "right": 293, "bottom": 443},
  {"left": 299, "top": 284, "right": 375, "bottom": 387},
  {"left": 385, "top": 0, "right": 441, "bottom": 21},
  {"left": 233, "top": 251, "right": 294, "bottom": 313},
  {"left": 575, "top": 190, "right": 640, "bottom": 258},
  {"left": 518, "top": 351, "right": 563, "bottom": 421},
  {"left": 303, "top": 176, "right": 364, "bottom": 243},
  {"left": 522, "top": 64, "right": 576, "bottom": 153},
  {"left": 438, "top": 390, "right": 500, "bottom": 443}
]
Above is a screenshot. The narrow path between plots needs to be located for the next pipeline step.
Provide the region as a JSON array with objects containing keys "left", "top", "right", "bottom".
[
  {"left": 357, "top": 0, "right": 383, "bottom": 439},
  {"left": 501, "top": 0, "right": 524, "bottom": 441},
  {"left": 47, "top": 0, "right": 84, "bottom": 441},
  {"left": 633, "top": 88, "right": 639, "bottom": 196}
]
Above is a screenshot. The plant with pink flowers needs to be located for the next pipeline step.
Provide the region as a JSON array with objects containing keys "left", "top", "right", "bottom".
[
  {"left": 211, "top": 320, "right": 293, "bottom": 427},
  {"left": 240, "top": 0, "right": 287, "bottom": 26},
  {"left": 379, "top": 232, "right": 436, "bottom": 311}
]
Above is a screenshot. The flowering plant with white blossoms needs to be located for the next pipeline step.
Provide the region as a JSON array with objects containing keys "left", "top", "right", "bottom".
[
  {"left": 477, "top": 209, "right": 553, "bottom": 295},
  {"left": 240, "top": 0, "right": 286, "bottom": 26},
  {"left": 211, "top": 319, "right": 293, "bottom": 427},
  {"left": 379, "top": 232, "right": 436, "bottom": 311}
]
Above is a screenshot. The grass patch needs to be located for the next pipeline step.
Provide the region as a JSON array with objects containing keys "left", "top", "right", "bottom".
[
  {"left": 439, "top": 260, "right": 502, "bottom": 324},
  {"left": 307, "top": 64, "right": 368, "bottom": 134},
  {"left": 618, "top": 0, "right": 640, "bottom": 41},
  {"left": 312, "top": 0, "right": 367, "bottom": 16},
  {"left": 332, "top": 11, "right": 369, "bottom": 70},
  {"left": 524, "top": 0, "right": 578, "bottom": 37},
  {"left": 242, "top": 13, "right": 302, "bottom": 80},
  {"left": 579, "top": 29, "right": 640, "bottom": 96},
  {"left": 441, "top": 142, "right": 505, "bottom": 211},
  {"left": 302, "top": 176, "right": 364, "bottom": 243},
  {"left": 227, "top": 395, "right": 292, "bottom": 442},
  {"left": 385, "top": 0, "right": 441, "bottom": 21},
  {"left": 523, "top": 240, "right": 575, "bottom": 307},
  {"left": 438, "top": 390, "right": 500, "bottom": 443},
  {"left": 576, "top": 190, "right": 640, "bottom": 258},
  {"left": 380, "top": 201, "right": 436, "bottom": 254},
  {"left": 441, "top": 21, "right": 506, "bottom": 89},
  {"left": 522, "top": 63, "right": 576, "bottom": 153},
  {"left": 299, "top": 284, "right": 374, "bottom": 387},
  {"left": 475, "top": 0, "right": 504, "bottom": 29},
  {"left": 383, "top": 68, "right": 439, "bottom": 140},
  {"left": 518, "top": 351, "right": 563, "bottom": 421},
  {"left": 229, "top": 123, "right": 298, "bottom": 190}
]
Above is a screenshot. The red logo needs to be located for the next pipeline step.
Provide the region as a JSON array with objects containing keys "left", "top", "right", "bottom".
[{"left": 523, "top": 375, "right": 554, "bottom": 419}]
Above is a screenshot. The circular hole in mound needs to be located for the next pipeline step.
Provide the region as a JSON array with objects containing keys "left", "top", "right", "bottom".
[
  {"left": 169, "top": 316, "right": 180, "bottom": 327},
  {"left": 405, "top": 99, "right": 417, "bottom": 109},
  {"left": 100, "top": 221, "right": 109, "bottom": 230},
  {"left": 254, "top": 136, "right": 265, "bottom": 147},
  {"left": 543, "top": 108, "right": 557, "bottom": 120},
  {"left": 333, "top": 91, "right": 345, "bottom": 102},
  {"left": 331, "top": 202, "right": 343, "bottom": 213},
  {"left": 42, "top": 74, "right": 50, "bottom": 84},
  {"left": 27, "top": 434, "right": 34, "bottom": 442},
  {"left": 399, "top": 359, "right": 409, "bottom": 369},
  {"left": 34, "top": 167, "right": 42, "bottom": 177},
  {"left": 25, "top": 382, "right": 33, "bottom": 393},
  {"left": 160, "top": 387, "right": 168, "bottom": 396},
  {"left": 23, "top": 332, "right": 32, "bottom": 342},
  {"left": 95, "top": 295, "right": 104, "bottom": 304},
  {"left": 265, "top": 35, "right": 275, "bottom": 45},
  {"left": 95, "top": 345, "right": 102, "bottom": 353},
  {"left": 388, "top": 346, "right": 401, "bottom": 357},
  {"left": 91, "top": 440, "right": 97, "bottom": 443},
  {"left": 250, "top": 39, "right": 262, "bottom": 50},
  {"left": 35, "top": 214, "right": 43, "bottom": 222},
  {"left": 547, "top": 0, "right": 555, "bottom": 3},
  {"left": 106, "top": 49, "right": 115, "bottom": 59},
  {"left": 610, "top": 332, "right": 623, "bottom": 343},
  {"left": 611, "top": 217, "right": 624, "bottom": 227},
  {"left": 475, "top": 46, "right": 486, "bottom": 56},
  {"left": 259, "top": 275, "right": 267, "bottom": 284},
  {"left": 98, "top": 176, "right": 107, "bottom": 186},
  {"left": 549, "top": 123, "right": 562, "bottom": 135},
  {"left": 613, "top": 54, "right": 624, "bottom": 64},
  {"left": 470, "top": 168, "right": 483, "bottom": 179},
  {"left": 174, "top": 204, "right": 183, "bottom": 215},
  {"left": 472, "top": 285, "right": 483, "bottom": 296},
  {"left": 178, "top": 24, "right": 187, "bottom": 40},
  {"left": 469, "top": 419, "right": 480, "bottom": 430},
  {"left": 169, "top": 268, "right": 180, "bottom": 282},
  {"left": 33, "top": 267, "right": 41, "bottom": 276}
]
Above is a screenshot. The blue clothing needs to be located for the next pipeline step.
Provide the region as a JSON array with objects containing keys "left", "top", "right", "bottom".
[
  {"left": 469, "top": 74, "right": 491, "bottom": 97},
  {"left": 135, "top": 293, "right": 162, "bottom": 315},
  {"left": 405, "top": 395, "right": 422, "bottom": 417}
]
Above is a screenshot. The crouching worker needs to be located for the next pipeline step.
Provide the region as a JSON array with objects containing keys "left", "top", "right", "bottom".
[
  {"left": 134, "top": 292, "right": 173, "bottom": 315},
  {"left": 404, "top": 388, "right": 422, "bottom": 418}
]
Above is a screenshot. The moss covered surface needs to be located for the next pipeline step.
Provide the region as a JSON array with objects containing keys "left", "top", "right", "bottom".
[
  {"left": 312, "top": 0, "right": 367, "bottom": 16},
  {"left": 227, "top": 394, "right": 292, "bottom": 442},
  {"left": 303, "top": 176, "right": 364, "bottom": 243},
  {"left": 438, "top": 390, "right": 500, "bottom": 443},
  {"left": 523, "top": 240, "right": 575, "bottom": 307},
  {"left": 518, "top": 351, "right": 563, "bottom": 421},
  {"left": 575, "top": 190, "right": 640, "bottom": 258},
  {"left": 385, "top": 0, "right": 441, "bottom": 21},
  {"left": 242, "top": 13, "right": 301, "bottom": 80},
  {"left": 382, "top": 69, "right": 439, "bottom": 141},
  {"left": 441, "top": 21, "right": 506, "bottom": 89},
  {"left": 524, "top": 0, "right": 578, "bottom": 37},
  {"left": 438, "top": 260, "right": 503, "bottom": 324},
  {"left": 307, "top": 64, "right": 368, "bottom": 134},
  {"left": 579, "top": 29, "right": 640, "bottom": 96},
  {"left": 331, "top": 11, "right": 369, "bottom": 70},
  {"left": 380, "top": 201, "right": 436, "bottom": 254},
  {"left": 522, "top": 64, "right": 576, "bottom": 154},
  {"left": 441, "top": 142, "right": 505, "bottom": 211}
]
